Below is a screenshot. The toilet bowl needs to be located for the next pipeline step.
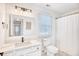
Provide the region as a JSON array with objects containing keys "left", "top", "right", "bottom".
[{"left": 47, "top": 45, "right": 58, "bottom": 56}]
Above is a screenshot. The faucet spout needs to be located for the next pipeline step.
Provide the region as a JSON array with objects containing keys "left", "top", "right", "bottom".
[{"left": 22, "top": 37, "right": 24, "bottom": 43}]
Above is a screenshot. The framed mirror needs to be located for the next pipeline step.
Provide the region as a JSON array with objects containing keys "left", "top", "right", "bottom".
[{"left": 9, "top": 15, "right": 33, "bottom": 37}]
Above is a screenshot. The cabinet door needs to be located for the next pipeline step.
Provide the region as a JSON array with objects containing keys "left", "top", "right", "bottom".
[{"left": 4, "top": 50, "right": 15, "bottom": 56}]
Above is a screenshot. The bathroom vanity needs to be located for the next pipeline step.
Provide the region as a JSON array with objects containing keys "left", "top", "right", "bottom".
[
  {"left": 0, "top": 39, "right": 41, "bottom": 56},
  {"left": 0, "top": 39, "right": 58, "bottom": 56}
]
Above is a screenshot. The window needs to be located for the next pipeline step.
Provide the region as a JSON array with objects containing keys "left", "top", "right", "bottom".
[{"left": 38, "top": 15, "right": 52, "bottom": 37}]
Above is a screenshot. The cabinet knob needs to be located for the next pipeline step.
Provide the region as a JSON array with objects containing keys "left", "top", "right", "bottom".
[{"left": 37, "top": 47, "right": 39, "bottom": 50}]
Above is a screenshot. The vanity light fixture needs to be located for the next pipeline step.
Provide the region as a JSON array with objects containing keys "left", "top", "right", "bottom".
[{"left": 15, "top": 5, "right": 32, "bottom": 13}]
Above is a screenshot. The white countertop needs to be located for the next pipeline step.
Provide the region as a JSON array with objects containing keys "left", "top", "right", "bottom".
[{"left": 0, "top": 39, "right": 41, "bottom": 53}]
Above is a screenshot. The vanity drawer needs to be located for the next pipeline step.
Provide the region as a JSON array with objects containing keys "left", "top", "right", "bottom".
[
  {"left": 25, "top": 50, "right": 41, "bottom": 56},
  {"left": 47, "top": 51, "right": 55, "bottom": 56},
  {"left": 15, "top": 45, "right": 41, "bottom": 56}
]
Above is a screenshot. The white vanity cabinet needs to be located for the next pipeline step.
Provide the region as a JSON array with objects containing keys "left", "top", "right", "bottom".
[
  {"left": 4, "top": 45, "right": 41, "bottom": 56},
  {"left": 15, "top": 45, "right": 41, "bottom": 56}
]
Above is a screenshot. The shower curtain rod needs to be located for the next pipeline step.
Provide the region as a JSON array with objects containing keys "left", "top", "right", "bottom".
[{"left": 56, "top": 11, "right": 79, "bottom": 19}]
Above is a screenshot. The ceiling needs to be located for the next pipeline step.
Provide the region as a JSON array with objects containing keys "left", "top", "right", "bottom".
[{"left": 35, "top": 3, "right": 79, "bottom": 15}]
